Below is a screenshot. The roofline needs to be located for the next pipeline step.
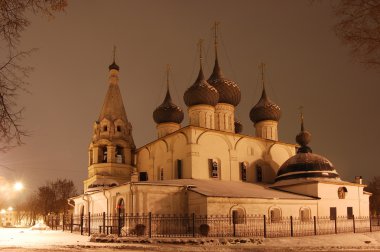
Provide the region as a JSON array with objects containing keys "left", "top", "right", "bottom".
[
  {"left": 189, "top": 189, "right": 318, "bottom": 200},
  {"left": 269, "top": 187, "right": 320, "bottom": 199},
  {"left": 135, "top": 125, "right": 297, "bottom": 152},
  {"left": 273, "top": 179, "right": 367, "bottom": 188}
]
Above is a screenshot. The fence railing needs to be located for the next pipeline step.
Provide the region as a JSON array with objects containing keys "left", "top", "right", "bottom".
[{"left": 46, "top": 213, "right": 380, "bottom": 238}]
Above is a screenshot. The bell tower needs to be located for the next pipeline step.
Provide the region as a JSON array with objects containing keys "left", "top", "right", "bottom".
[{"left": 83, "top": 49, "right": 135, "bottom": 193}]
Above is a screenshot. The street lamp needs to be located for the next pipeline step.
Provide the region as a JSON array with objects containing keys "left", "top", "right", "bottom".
[{"left": 13, "top": 182, "right": 23, "bottom": 191}]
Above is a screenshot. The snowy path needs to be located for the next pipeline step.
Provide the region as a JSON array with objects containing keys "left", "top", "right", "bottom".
[{"left": 2, "top": 228, "right": 380, "bottom": 251}]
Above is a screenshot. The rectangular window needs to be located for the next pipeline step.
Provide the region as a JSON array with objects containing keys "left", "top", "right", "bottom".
[
  {"left": 240, "top": 162, "right": 247, "bottom": 181},
  {"left": 177, "top": 160, "right": 182, "bottom": 179},
  {"left": 160, "top": 168, "right": 164, "bottom": 180},
  {"left": 347, "top": 207, "right": 353, "bottom": 219},
  {"left": 139, "top": 172, "right": 148, "bottom": 181},
  {"left": 209, "top": 159, "right": 218, "bottom": 178},
  {"left": 330, "top": 207, "right": 337, "bottom": 220}
]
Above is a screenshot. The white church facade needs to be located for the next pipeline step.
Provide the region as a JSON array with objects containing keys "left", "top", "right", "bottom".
[{"left": 71, "top": 36, "right": 370, "bottom": 222}]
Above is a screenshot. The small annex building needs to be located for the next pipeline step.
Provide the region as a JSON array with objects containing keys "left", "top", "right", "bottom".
[{"left": 70, "top": 38, "right": 370, "bottom": 222}]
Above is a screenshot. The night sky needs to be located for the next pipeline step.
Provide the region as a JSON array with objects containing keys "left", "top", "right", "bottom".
[{"left": 1, "top": 0, "right": 379, "bottom": 194}]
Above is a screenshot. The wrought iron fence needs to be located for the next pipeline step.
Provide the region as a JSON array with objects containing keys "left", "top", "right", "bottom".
[{"left": 45, "top": 213, "right": 380, "bottom": 238}]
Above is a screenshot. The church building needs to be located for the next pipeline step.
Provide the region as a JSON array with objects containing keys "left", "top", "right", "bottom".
[{"left": 70, "top": 32, "right": 370, "bottom": 222}]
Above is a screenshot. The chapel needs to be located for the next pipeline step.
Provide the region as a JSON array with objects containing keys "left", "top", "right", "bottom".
[{"left": 71, "top": 29, "right": 370, "bottom": 221}]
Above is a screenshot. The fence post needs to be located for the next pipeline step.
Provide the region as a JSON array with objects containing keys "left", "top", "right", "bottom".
[
  {"left": 334, "top": 217, "right": 337, "bottom": 234},
  {"left": 88, "top": 212, "right": 91, "bottom": 236},
  {"left": 70, "top": 214, "right": 73, "bottom": 233},
  {"left": 290, "top": 216, "right": 293, "bottom": 237},
  {"left": 370, "top": 216, "right": 372, "bottom": 232},
  {"left": 353, "top": 215, "right": 355, "bottom": 233},
  {"left": 263, "top": 215, "right": 267, "bottom": 238},
  {"left": 313, "top": 216, "right": 317, "bottom": 235},
  {"left": 192, "top": 213, "right": 195, "bottom": 237},
  {"left": 102, "top": 212, "right": 106, "bottom": 234},
  {"left": 118, "top": 213, "right": 121, "bottom": 237},
  {"left": 62, "top": 214, "right": 65, "bottom": 231},
  {"left": 149, "top": 212, "right": 152, "bottom": 238},
  {"left": 80, "top": 214, "right": 83, "bottom": 235}
]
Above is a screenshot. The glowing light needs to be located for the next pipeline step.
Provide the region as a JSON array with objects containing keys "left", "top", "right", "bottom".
[
  {"left": 14, "top": 182, "right": 23, "bottom": 191},
  {"left": 0, "top": 209, "right": 5, "bottom": 214},
  {"left": 7, "top": 207, "right": 13, "bottom": 211}
]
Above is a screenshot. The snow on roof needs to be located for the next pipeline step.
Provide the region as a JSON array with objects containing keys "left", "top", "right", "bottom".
[{"left": 135, "top": 179, "right": 316, "bottom": 200}]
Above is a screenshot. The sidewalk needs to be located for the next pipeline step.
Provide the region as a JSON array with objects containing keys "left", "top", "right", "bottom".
[{"left": 1, "top": 227, "right": 380, "bottom": 251}]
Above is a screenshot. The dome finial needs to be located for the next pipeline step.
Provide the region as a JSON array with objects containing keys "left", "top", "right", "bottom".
[
  {"left": 299, "top": 105, "right": 305, "bottom": 132},
  {"left": 164, "top": 64, "right": 172, "bottom": 102},
  {"left": 296, "top": 107, "right": 312, "bottom": 152},
  {"left": 213, "top": 21, "right": 220, "bottom": 62},
  {"left": 113, "top": 45, "right": 116, "bottom": 63},
  {"left": 259, "top": 61, "right": 267, "bottom": 98},
  {"left": 166, "top": 64, "right": 170, "bottom": 91},
  {"left": 109, "top": 45, "right": 120, "bottom": 70},
  {"left": 196, "top": 39, "right": 205, "bottom": 81}
]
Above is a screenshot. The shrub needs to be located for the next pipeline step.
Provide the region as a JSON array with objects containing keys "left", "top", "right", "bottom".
[
  {"left": 135, "top": 224, "right": 146, "bottom": 236},
  {"left": 199, "top": 224, "right": 210, "bottom": 236}
]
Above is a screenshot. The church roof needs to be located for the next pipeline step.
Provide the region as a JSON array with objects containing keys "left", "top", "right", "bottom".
[
  {"left": 275, "top": 114, "right": 340, "bottom": 182},
  {"left": 98, "top": 69, "right": 128, "bottom": 123},
  {"left": 132, "top": 179, "right": 317, "bottom": 200}
]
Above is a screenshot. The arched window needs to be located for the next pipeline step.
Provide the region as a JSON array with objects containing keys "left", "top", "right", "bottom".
[
  {"left": 115, "top": 145, "right": 124, "bottom": 163},
  {"left": 116, "top": 126, "right": 121, "bottom": 132},
  {"left": 209, "top": 159, "right": 219, "bottom": 178},
  {"left": 270, "top": 208, "right": 281, "bottom": 223},
  {"left": 89, "top": 150, "right": 93, "bottom": 165},
  {"left": 256, "top": 165, "right": 262, "bottom": 182},
  {"left": 240, "top": 162, "right": 247, "bottom": 181},
  {"left": 117, "top": 199, "right": 125, "bottom": 227},
  {"left": 338, "top": 187, "right": 348, "bottom": 199},
  {"left": 232, "top": 208, "right": 245, "bottom": 224},
  {"left": 300, "top": 208, "right": 311, "bottom": 221},
  {"left": 160, "top": 168, "right": 164, "bottom": 180},
  {"left": 103, "top": 125, "right": 108, "bottom": 132},
  {"left": 102, "top": 146, "right": 107, "bottom": 163}
]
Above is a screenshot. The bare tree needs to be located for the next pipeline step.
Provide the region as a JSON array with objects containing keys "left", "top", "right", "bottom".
[
  {"left": 332, "top": 0, "right": 380, "bottom": 68},
  {"left": 0, "top": 0, "right": 67, "bottom": 150},
  {"left": 365, "top": 176, "right": 380, "bottom": 215}
]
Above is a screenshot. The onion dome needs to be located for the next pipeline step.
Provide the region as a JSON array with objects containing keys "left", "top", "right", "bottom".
[
  {"left": 207, "top": 53, "right": 241, "bottom": 106},
  {"left": 184, "top": 43, "right": 219, "bottom": 107},
  {"left": 153, "top": 82, "right": 184, "bottom": 124},
  {"left": 109, "top": 61, "right": 119, "bottom": 71},
  {"left": 249, "top": 85, "right": 281, "bottom": 124},
  {"left": 275, "top": 114, "right": 340, "bottom": 182},
  {"left": 249, "top": 64, "right": 281, "bottom": 124},
  {"left": 234, "top": 120, "right": 243, "bottom": 134}
]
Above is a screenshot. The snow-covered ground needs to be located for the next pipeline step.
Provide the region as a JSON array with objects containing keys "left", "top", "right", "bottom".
[{"left": 1, "top": 227, "right": 380, "bottom": 251}]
